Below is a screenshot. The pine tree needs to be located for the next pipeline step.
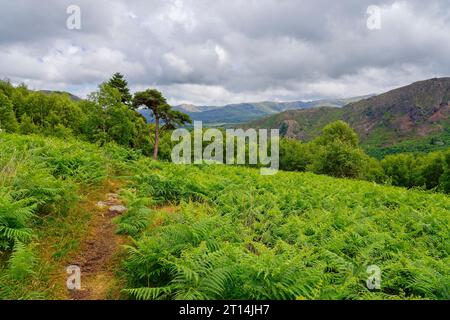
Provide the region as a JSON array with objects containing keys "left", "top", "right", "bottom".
[
  {"left": 0, "top": 92, "right": 18, "bottom": 133},
  {"left": 133, "top": 89, "right": 191, "bottom": 160},
  {"left": 107, "top": 73, "right": 132, "bottom": 105}
]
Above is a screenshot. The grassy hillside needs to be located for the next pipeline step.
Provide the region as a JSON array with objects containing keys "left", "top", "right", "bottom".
[
  {"left": 0, "top": 133, "right": 448, "bottom": 300},
  {"left": 246, "top": 78, "right": 450, "bottom": 157}
]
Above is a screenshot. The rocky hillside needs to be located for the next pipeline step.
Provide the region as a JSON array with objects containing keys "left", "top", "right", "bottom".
[{"left": 247, "top": 78, "right": 450, "bottom": 154}]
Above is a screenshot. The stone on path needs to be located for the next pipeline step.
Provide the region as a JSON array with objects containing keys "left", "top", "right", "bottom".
[
  {"left": 96, "top": 201, "right": 109, "bottom": 209},
  {"left": 108, "top": 205, "right": 127, "bottom": 215}
]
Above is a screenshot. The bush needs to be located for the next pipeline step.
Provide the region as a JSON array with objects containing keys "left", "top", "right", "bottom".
[
  {"left": 279, "top": 139, "right": 313, "bottom": 172},
  {"left": 309, "top": 142, "right": 367, "bottom": 178},
  {"left": 381, "top": 153, "right": 418, "bottom": 188},
  {"left": 0, "top": 92, "right": 18, "bottom": 133}
]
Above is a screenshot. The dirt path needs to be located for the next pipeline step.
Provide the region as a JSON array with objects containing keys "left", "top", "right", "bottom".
[{"left": 68, "top": 190, "right": 127, "bottom": 300}]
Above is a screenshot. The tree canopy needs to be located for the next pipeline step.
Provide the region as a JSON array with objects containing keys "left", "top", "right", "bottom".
[
  {"left": 107, "top": 72, "right": 132, "bottom": 105},
  {"left": 133, "top": 89, "right": 191, "bottom": 159}
]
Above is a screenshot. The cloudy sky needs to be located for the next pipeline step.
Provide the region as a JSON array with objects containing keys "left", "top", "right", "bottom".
[{"left": 1, "top": 0, "right": 450, "bottom": 105}]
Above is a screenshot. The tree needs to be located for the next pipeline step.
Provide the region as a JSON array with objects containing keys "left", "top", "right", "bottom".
[
  {"left": 310, "top": 121, "right": 366, "bottom": 178},
  {"left": 133, "top": 89, "right": 191, "bottom": 160},
  {"left": 310, "top": 143, "right": 367, "bottom": 178},
  {"left": 19, "top": 114, "right": 37, "bottom": 135},
  {"left": 107, "top": 73, "right": 132, "bottom": 105},
  {"left": 418, "top": 152, "right": 445, "bottom": 189},
  {"left": 439, "top": 151, "right": 450, "bottom": 193},
  {"left": 315, "top": 120, "right": 359, "bottom": 147},
  {"left": 0, "top": 92, "right": 18, "bottom": 133},
  {"left": 161, "top": 109, "right": 192, "bottom": 130},
  {"left": 279, "top": 138, "right": 313, "bottom": 172},
  {"left": 106, "top": 104, "right": 135, "bottom": 146},
  {"left": 381, "top": 153, "right": 418, "bottom": 188}
]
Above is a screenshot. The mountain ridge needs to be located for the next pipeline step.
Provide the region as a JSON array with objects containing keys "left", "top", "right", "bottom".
[
  {"left": 139, "top": 95, "right": 372, "bottom": 125},
  {"left": 245, "top": 77, "right": 450, "bottom": 155}
]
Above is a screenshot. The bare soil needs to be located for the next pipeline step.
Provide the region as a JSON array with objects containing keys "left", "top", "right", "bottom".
[{"left": 68, "top": 187, "right": 127, "bottom": 300}]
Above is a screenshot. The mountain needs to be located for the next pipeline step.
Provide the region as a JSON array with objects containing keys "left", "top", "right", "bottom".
[
  {"left": 174, "top": 103, "right": 217, "bottom": 113},
  {"left": 246, "top": 78, "right": 450, "bottom": 156},
  {"left": 173, "top": 101, "right": 311, "bottom": 124},
  {"left": 139, "top": 96, "right": 370, "bottom": 125},
  {"left": 39, "top": 90, "right": 81, "bottom": 101}
]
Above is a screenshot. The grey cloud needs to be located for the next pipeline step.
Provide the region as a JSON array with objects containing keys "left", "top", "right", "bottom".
[{"left": 1, "top": 0, "right": 450, "bottom": 105}]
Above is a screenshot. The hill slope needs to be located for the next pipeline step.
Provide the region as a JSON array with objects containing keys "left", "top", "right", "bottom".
[
  {"left": 247, "top": 78, "right": 450, "bottom": 155},
  {"left": 38, "top": 90, "right": 81, "bottom": 101},
  {"left": 1, "top": 133, "right": 449, "bottom": 300}
]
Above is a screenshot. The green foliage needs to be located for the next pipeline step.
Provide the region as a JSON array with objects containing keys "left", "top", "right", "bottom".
[
  {"left": 279, "top": 139, "right": 313, "bottom": 172},
  {"left": 0, "top": 79, "right": 191, "bottom": 159},
  {"left": 315, "top": 120, "right": 359, "bottom": 148},
  {"left": 0, "top": 133, "right": 448, "bottom": 300},
  {"left": 115, "top": 190, "right": 153, "bottom": 237},
  {"left": 6, "top": 242, "right": 37, "bottom": 281},
  {"left": 0, "top": 191, "right": 35, "bottom": 249},
  {"left": 440, "top": 152, "right": 450, "bottom": 193},
  {"left": 133, "top": 89, "right": 191, "bottom": 159},
  {"left": 0, "top": 92, "right": 18, "bottom": 133},
  {"left": 0, "top": 133, "right": 123, "bottom": 299},
  {"left": 18, "top": 114, "right": 38, "bottom": 135},
  {"left": 309, "top": 143, "right": 367, "bottom": 179},
  {"left": 278, "top": 121, "right": 372, "bottom": 180},
  {"left": 278, "top": 121, "right": 446, "bottom": 189},
  {"left": 107, "top": 72, "right": 132, "bottom": 105},
  {"left": 0, "top": 242, "right": 42, "bottom": 300},
  {"left": 121, "top": 160, "right": 450, "bottom": 300},
  {"left": 381, "top": 150, "right": 450, "bottom": 192},
  {"left": 364, "top": 130, "right": 450, "bottom": 159},
  {"left": 308, "top": 121, "right": 366, "bottom": 178}
]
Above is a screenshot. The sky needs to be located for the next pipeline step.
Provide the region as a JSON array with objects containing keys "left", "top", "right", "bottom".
[{"left": 1, "top": 0, "right": 450, "bottom": 106}]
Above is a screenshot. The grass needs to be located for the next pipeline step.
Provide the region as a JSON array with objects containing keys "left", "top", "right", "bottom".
[
  {"left": 0, "top": 133, "right": 449, "bottom": 300},
  {"left": 0, "top": 133, "right": 130, "bottom": 299}
]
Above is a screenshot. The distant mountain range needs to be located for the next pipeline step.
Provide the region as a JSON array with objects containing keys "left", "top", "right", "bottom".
[
  {"left": 246, "top": 77, "right": 450, "bottom": 156},
  {"left": 140, "top": 96, "right": 372, "bottom": 125}
]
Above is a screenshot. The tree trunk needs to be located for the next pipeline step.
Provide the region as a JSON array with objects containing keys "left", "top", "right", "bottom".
[{"left": 153, "top": 116, "right": 159, "bottom": 160}]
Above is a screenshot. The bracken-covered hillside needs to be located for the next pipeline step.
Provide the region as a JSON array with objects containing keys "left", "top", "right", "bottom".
[{"left": 0, "top": 133, "right": 448, "bottom": 300}]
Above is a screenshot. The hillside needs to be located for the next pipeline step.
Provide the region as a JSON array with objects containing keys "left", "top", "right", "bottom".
[
  {"left": 0, "top": 133, "right": 449, "bottom": 300},
  {"left": 247, "top": 78, "right": 450, "bottom": 156},
  {"left": 139, "top": 96, "right": 370, "bottom": 125},
  {"left": 38, "top": 90, "right": 81, "bottom": 101}
]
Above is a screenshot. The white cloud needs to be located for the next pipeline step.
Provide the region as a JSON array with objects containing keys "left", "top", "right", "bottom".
[
  {"left": 214, "top": 45, "right": 227, "bottom": 65},
  {"left": 163, "top": 52, "right": 193, "bottom": 75}
]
